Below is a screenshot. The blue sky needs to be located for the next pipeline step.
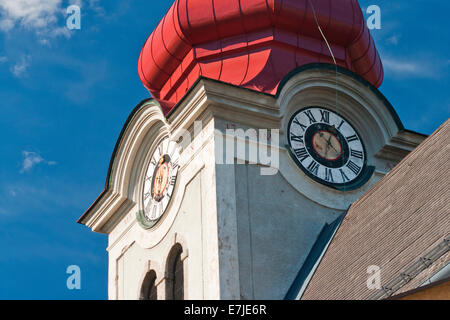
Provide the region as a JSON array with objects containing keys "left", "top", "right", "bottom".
[{"left": 0, "top": 0, "right": 448, "bottom": 299}]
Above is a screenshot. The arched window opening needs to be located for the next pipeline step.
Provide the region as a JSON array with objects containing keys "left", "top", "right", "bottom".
[
  {"left": 140, "top": 270, "right": 158, "bottom": 300},
  {"left": 166, "top": 243, "right": 184, "bottom": 300}
]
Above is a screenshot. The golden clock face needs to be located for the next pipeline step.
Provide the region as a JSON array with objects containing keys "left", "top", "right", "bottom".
[
  {"left": 152, "top": 158, "right": 170, "bottom": 199},
  {"left": 142, "top": 138, "right": 180, "bottom": 224},
  {"left": 287, "top": 106, "right": 367, "bottom": 188},
  {"left": 311, "top": 130, "right": 343, "bottom": 161}
]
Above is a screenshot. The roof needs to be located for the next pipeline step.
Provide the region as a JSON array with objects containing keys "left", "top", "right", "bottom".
[
  {"left": 301, "top": 119, "right": 450, "bottom": 299},
  {"left": 138, "top": 0, "right": 383, "bottom": 114}
]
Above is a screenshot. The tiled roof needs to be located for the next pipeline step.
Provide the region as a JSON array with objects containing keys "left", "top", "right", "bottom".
[{"left": 302, "top": 119, "right": 450, "bottom": 300}]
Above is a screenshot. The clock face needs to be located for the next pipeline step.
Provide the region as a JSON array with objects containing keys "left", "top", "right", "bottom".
[
  {"left": 287, "top": 107, "right": 366, "bottom": 188},
  {"left": 142, "top": 138, "right": 180, "bottom": 225}
]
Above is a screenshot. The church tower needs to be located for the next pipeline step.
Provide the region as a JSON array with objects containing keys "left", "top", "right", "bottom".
[{"left": 78, "top": 0, "right": 425, "bottom": 300}]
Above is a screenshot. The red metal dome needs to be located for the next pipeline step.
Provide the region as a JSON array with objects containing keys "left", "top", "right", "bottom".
[{"left": 138, "top": 0, "right": 383, "bottom": 114}]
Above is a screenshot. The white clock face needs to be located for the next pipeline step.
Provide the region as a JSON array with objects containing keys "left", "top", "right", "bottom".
[
  {"left": 287, "top": 107, "right": 366, "bottom": 188},
  {"left": 142, "top": 138, "right": 180, "bottom": 224}
]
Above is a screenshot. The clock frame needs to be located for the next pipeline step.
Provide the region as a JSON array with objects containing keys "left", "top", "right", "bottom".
[
  {"left": 287, "top": 106, "right": 374, "bottom": 191},
  {"left": 137, "top": 138, "right": 180, "bottom": 229}
]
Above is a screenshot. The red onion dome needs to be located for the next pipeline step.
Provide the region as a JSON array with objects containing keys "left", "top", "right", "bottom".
[{"left": 138, "top": 0, "right": 383, "bottom": 114}]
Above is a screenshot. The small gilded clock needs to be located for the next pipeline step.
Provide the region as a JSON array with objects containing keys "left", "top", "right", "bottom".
[
  {"left": 287, "top": 106, "right": 372, "bottom": 190},
  {"left": 140, "top": 138, "right": 180, "bottom": 227}
]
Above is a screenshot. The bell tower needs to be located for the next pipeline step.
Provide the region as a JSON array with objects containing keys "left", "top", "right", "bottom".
[{"left": 78, "top": 0, "right": 425, "bottom": 300}]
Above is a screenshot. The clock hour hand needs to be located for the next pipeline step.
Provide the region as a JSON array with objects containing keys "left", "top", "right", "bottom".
[
  {"left": 324, "top": 136, "right": 330, "bottom": 157},
  {"left": 326, "top": 135, "right": 339, "bottom": 154},
  {"left": 319, "top": 133, "right": 338, "bottom": 156}
]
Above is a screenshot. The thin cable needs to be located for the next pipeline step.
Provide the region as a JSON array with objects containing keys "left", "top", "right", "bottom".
[
  {"left": 307, "top": 0, "right": 336, "bottom": 65},
  {"left": 307, "top": 0, "right": 347, "bottom": 195}
]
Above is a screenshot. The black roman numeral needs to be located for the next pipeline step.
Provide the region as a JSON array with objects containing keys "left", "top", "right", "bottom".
[
  {"left": 325, "top": 168, "right": 334, "bottom": 182},
  {"left": 346, "top": 135, "right": 359, "bottom": 143},
  {"left": 339, "top": 169, "right": 350, "bottom": 182},
  {"left": 350, "top": 149, "right": 363, "bottom": 159},
  {"left": 290, "top": 133, "right": 304, "bottom": 143},
  {"left": 307, "top": 160, "right": 320, "bottom": 175},
  {"left": 170, "top": 176, "right": 176, "bottom": 186},
  {"left": 304, "top": 110, "right": 317, "bottom": 124},
  {"left": 294, "top": 148, "right": 309, "bottom": 162},
  {"left": 145, "top": 201, "right": 152, "bottom": 213},
  {"left": 336, "top": 119, "right": 345, "bottom": 130},
  {"left": 346, "top": 160, "right": 361, "bottom": 175},
  {"left": 293, "top": 117, "right": 308, "bottom": 132},
  {"left": 320, "top": 110, "right": 330, "bottom": 124}
]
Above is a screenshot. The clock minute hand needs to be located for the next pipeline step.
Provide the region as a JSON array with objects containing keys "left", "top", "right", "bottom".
[
  {"left": 329, "top": 143, "right": 338, "bottom": 154},
  {"left": 319, "top": 134, "right": 335, "bottom": 157},
  {"left": 326, "top": 135, "right": 339, "bottom": 154},
  {"left": 324, "top": 135, "right": 331, "bottom": 157}
]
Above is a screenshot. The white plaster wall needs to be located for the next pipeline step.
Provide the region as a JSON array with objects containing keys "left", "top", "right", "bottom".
[
  {"left": 107, "top": 117, "right": 223, "bottom": 300},
  {"left": 234, "top": 164, "right": 341, "bottom": 299},
  {"left": 109, "top": 171, "right": 204, "bottom": 299}
]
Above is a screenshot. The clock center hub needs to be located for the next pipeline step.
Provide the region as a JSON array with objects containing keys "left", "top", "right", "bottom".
[
  {"left": 312, "top": 130, "right": 343, "bottom": 161},
  {"left": 152, "top": 162, "right": 169, "bottom": 199}
]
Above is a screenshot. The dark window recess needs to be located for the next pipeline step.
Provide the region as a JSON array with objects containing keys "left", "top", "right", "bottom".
[
  {"left": 140, "top": 270, "right": 158, "bottom": 300},
  {"left": 166, "top": 244, "right": 184, "bottom": 300},
  {"left": 173, "top": 252, "right": 184, "bottom": 300}
]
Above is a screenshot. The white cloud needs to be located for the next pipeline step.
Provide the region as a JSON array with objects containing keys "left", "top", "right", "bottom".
[
  {"left": 0, "top": 0, "right": 72, "bottom": 39},
  {"left": 70, "top": 0, "right": 83, "bottom": 6},
  {"left": 20, "top": 151, "right": 56, "bottom": 173},
  {"left": 38, "top": 38, "right": 50, "bottom": 46},
  {"left": 11, "top": 55, "right": 30, "bottom": 77},
  {"left": 382, "top": 58, "right": 439, "bottom": 79},
  {"left": 0, "top": 0, "right": 61, "bottom": 29},
  {"left": 383, "top": 59, "right": 419, "bottom": 73},
  {"left": 0, "top": 56, "right": 7, "bottom": 63},
  {"left": 88, "top": 0, "right": 104, "bottom": 15},
  {"left": 386, "top": 35, "right": 400, "bottom": 46},
  {"left": 0, "top": 15, "right": 13, "bottom": 30}
]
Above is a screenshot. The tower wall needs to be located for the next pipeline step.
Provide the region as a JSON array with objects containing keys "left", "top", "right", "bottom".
[{"left": 81, "top": 66, "right": 425, "bottom": 300}]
